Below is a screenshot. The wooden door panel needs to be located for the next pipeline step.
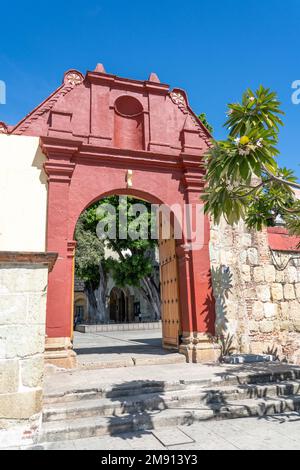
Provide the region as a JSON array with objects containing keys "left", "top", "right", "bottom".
[{"left": 159, "top": 221, "right": 181, "bottom": 350}]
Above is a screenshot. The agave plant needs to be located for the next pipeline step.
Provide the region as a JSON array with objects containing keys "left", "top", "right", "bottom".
[
  {"left": 219, "top": 334, "right": 235, "bottom": 361},
  {"left": 263, "top": 346, "right": 281, "bottom": 362}
]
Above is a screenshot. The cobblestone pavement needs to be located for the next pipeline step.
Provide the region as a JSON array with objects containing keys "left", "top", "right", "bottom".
[{"left": 41, "top": 413, "right": 300, "bottom": 450}]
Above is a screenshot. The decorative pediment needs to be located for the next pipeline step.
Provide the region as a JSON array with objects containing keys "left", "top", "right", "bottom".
[{"left": 10, "top": 65, "right": 211, "bottom": 154}]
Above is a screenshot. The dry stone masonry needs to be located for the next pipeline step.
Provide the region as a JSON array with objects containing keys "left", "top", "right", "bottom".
[
  {"left": 210, "top": 220, "right": 300, "bottom": 364},
  {"left": 0, "top": 253, "right": 56, "bottom": 448}
]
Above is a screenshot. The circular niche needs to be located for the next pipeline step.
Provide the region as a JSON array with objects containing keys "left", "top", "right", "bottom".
[{"left": 114, "top": 96, "right": 143, "bottom": 117}]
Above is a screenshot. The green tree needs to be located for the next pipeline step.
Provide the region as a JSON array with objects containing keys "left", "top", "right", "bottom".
[
  {"left": 75, "top": 210, "right": 105, "bottom": 323},
  {"left": 202, "top": 86, "right": 300, "bottom": 233},
  {"left": 75, "top": 196, "right": 161, "bottom": 322},
  {"left": 198, "top": 113, "right": 214, "bottom": 134}
]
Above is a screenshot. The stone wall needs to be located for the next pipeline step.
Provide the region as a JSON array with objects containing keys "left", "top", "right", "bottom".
[
  {"left": 210, "top": 220, "right": 300, "bottom": 364},
  {"left": 0, "top": 254, "right": 56, "bottom": 448}
]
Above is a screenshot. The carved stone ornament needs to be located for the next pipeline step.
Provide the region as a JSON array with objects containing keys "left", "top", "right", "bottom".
[
  {"left": 170, "top": 90, "right": 212, "bottom": 145},
  {"left": 170, "top": 91, "right": 186, "bottom": 107},
  {"left": 0, "top": 122, "right": 8, "bottom": 134},
  {"left": 64, "top": 71, "right": 84, "bottom": 87}
]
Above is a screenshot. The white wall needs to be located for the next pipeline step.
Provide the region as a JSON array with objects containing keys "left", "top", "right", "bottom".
[{"left": 0, "top": 135, "right": 47, "bottom": 252}]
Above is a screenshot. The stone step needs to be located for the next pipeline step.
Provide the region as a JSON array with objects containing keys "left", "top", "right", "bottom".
[
  {"left": 208, "top": 380, "right": 300, "bottom": 402},
  {"left": 43, "top": 381, "right": 193, "bottom": 405},
  {"left": 43, "top": 389, "right": 206, "bottom": 422},
  {"left": 77, "top": 352, "right": 186, "bottom": 371},
  {"left": 43, "top": 380, "right": 300, "bottom": 422},
  {"left": 76, "top": 321, "right": 162, "bottom": 334},
  {"left": 43, "top": 367, "right": 300, "bottom": 405},
  {"left": 40, "top": 395, "right": 300, "bottom": 443}
]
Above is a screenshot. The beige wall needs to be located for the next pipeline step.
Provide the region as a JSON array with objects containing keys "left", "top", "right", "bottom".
[{"left": 0, "top": 135, "right": 47, "bottom": 252}]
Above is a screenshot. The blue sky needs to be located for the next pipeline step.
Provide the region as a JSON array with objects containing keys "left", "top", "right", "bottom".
[{"left": 0, "top": 0, "right": 299, "bottom": 176}]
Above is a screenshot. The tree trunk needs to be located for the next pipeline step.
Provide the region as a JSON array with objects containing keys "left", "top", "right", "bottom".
[
  {"left": 84, "top": 281, "right": 98, "bottom": 323},
  {"left": 141, "top": 276, "right": 161, "bottom": 320},
  {"left": 95, "top": 261, "right": 108, "bottom": 323}
]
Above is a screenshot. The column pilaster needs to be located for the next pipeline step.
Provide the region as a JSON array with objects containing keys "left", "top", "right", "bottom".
[
  {"left": 41, "top": 137, "right": 80, "bottom": 368},
  {"left": 178, "top": 153, "right": 220, "bottom": 362}
]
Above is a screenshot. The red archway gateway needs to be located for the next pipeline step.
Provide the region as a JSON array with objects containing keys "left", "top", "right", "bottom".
[{"left": 12, "top": 66, "right": 218, "bottom": 366}]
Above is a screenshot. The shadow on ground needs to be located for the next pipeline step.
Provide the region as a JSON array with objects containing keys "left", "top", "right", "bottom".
[
  {"left": 104, "top": 364, "right": 300, "bottom": 440},
  {"left": 74, "top": 334, "right": 176, "bottom": 357},
  {"left": 106, "top": 380, "right": 168, "bottom": 439}
]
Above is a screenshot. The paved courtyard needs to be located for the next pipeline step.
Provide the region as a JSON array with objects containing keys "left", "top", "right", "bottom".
[
  {"left": 41, "top": 414, "right": 300, "bottom": 450},
  {"left": 73, "top": 329, "right": 164, "bottom": 355},
  {"left": 72, "top": 329, "right": 185, "bottom": 368}
]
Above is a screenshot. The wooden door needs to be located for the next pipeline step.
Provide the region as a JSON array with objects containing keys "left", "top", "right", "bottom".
[{"left": 159, "top": 218, "right": 181, "bottom": 349}]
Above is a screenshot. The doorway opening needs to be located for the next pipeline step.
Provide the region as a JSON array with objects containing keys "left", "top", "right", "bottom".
[
  {"left": 72, "top": 193, "right": 182, "bottom": 367},
  {"left": 109, "top": 287, "right": 127, "bottom": 323}
]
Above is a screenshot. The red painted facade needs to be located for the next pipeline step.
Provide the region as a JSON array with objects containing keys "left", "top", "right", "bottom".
[
  {"left": 11, "top": 66, "right": 215, "bottom": 342},
  {"left": 268, "top": 227, "right": 300, "bottom": 252}
]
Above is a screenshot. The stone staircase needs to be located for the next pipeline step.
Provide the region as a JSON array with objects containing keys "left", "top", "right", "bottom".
[{"left": 40, "top": 366, "right": 300, "bottom": 443}]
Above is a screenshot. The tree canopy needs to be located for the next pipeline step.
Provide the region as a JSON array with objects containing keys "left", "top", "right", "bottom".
[
  {"left": 198, "top": 113, "right": 214, "bottom": 134},
  {"left": 75, "top": 213, "right": 104, "bottom": 288},
  {"left": 74, "top": 196, "right": 161, "bottom": 321},
  {"left": 76, "top": 196, "right": 157, "bottom": 287},
  {"left": 202, "top": 86, "right": 300, "bottom": 233}
]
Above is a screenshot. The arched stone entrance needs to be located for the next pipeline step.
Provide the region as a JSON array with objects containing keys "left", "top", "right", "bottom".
[
  {"left": 11, "top": 66, "right": 218, "bottom": 366},
  {"left": 109, "top": 287, "right": 126, "bottom": 323}
]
